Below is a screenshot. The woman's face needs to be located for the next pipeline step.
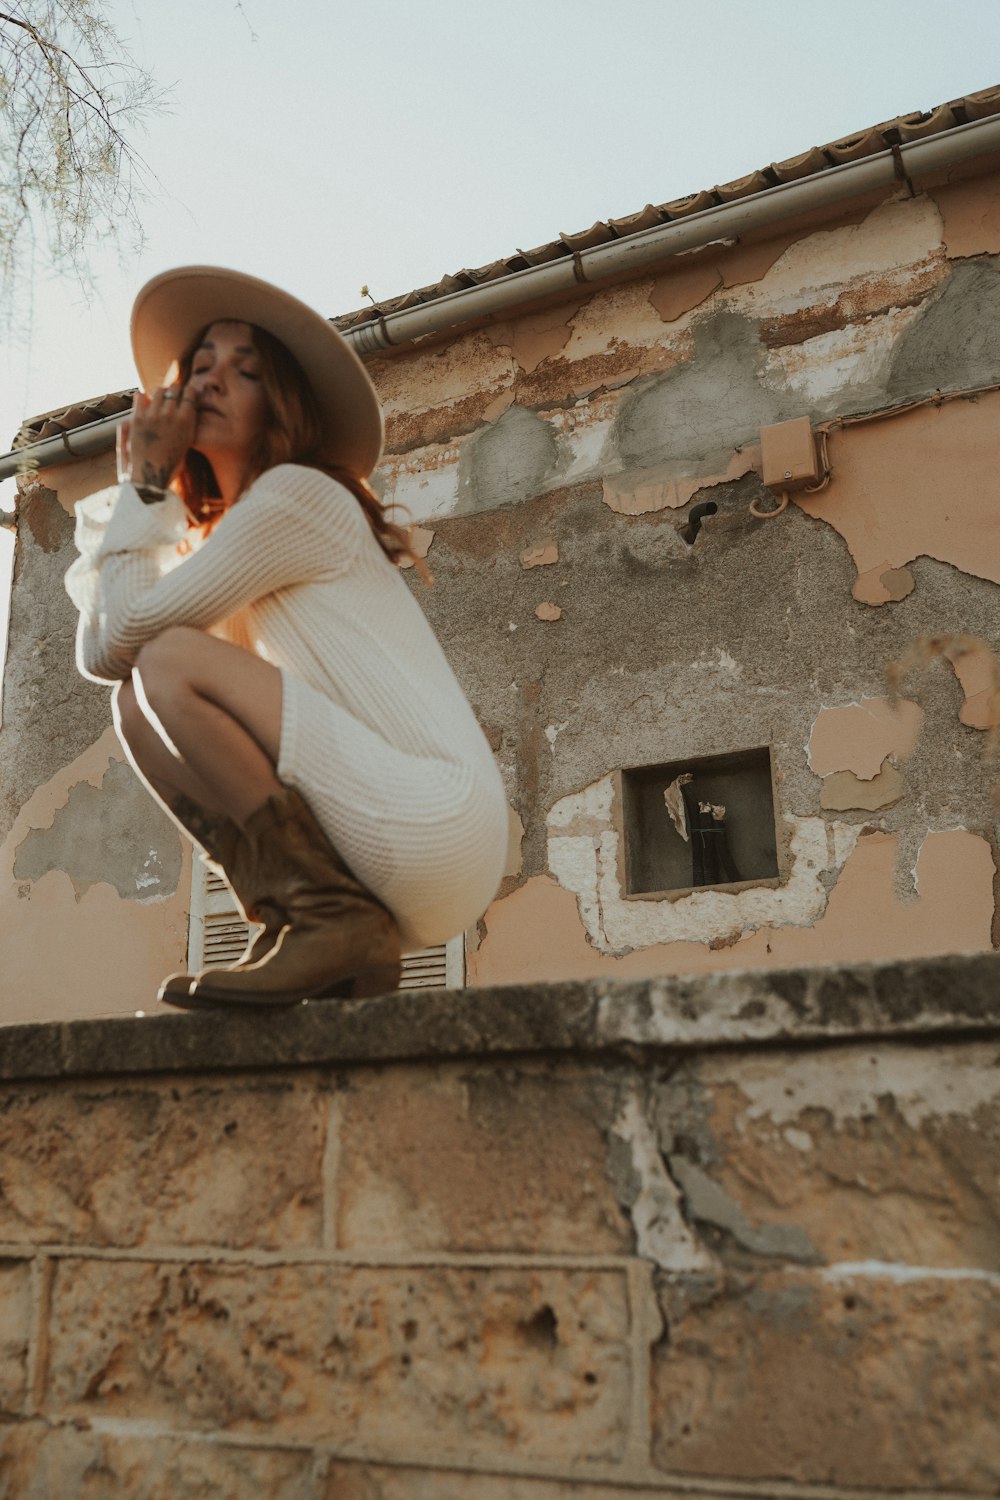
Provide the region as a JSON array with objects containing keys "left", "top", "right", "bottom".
[{"left": 188, "top": 320, "right": 269, "bottom": 467}]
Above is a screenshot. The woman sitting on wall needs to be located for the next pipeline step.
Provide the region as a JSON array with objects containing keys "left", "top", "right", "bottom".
[{"left": 65, "top": 266, "right": 507, "bottom": 1010}]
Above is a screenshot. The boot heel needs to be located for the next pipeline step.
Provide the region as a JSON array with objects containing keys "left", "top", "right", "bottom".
[{"left": 349, "top": 964, "right": 401, "bottom": 998}]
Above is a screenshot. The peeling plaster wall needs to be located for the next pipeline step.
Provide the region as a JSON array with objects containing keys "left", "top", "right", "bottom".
[
  {"left": 4, "top": 162, "right": 1000, "bottom": 1012},
  {"left": 0, "top": 456, "right": 191, "bottom": 1022},
  {"left": 370, "top": 168, "right": 1000, "bottom": 986}
]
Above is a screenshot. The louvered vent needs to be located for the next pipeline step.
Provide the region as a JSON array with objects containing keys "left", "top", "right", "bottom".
[
  {"left": 200, "top": 869, "right": 252, "bottom": 970},
  {"left": 188, "top": 859, "right": 464, "bottom": 987},
  {"left": 399, "top": 944, "right": 449, "bottom": 989}
]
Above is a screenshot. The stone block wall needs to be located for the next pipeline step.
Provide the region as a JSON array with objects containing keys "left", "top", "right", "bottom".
[{"left": 0, "top": 953, "right": 998, "bottom": 1496}]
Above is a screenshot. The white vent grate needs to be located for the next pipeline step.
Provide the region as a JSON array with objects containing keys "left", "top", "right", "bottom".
[
  {"left": 202, "top": 911, "right": 253, "bottom": 968},
  {"left": 399, "top": 944, "right": 449, "bottom": 989},
  {"left": 187, "top": 856, "right": 464, "bottom": 987}
]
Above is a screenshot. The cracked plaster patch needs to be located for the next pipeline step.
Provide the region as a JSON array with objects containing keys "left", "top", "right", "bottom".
[
  {"left": 948, "top": 638, "right": 1000, "bottom": 730},
  {"left": 853, "top": 563, "right": 916, "bottom": 605},
  {"left": 820, "top": 763, "right": 905, "bottom": 812},
  {"left": 729, "top": 196, "right": 944, "bottom": 313},
  {"left": 763, "top": 305, "right": 921, "bottom": 408},
  {"left": 372, "top": 329, "right": 515, "bottom": 419},
  {"left": 378, "top": 443, "right": 461, "bottom": 524},
  {"left": 398, "top": 525, "right": 435, "bottom": 571},
  {"left": 546, "top": 775, "right": 859, "bottom": 956},
  {"left": 560, "top": 279, "right": 668, "bottom": 364},
  {"left": 807, "top": 697, "right": 923, "bottom": 780},
  {"left": 520, "top": 542, "right": 558, "bottom": 569},
  {"left": 608, "top": 1089, "right": 713, "bottom": 1271},
  {"left": 503, "top": 805, "right": 525, "bottom": 879},
  {"left": 933, "top": 173, "right": 1000, "bottom": 259},
  {"left": 602, "top": 449, "right": 756, "bottom": 516},
  {"left": 649, "top": 263, "right": 723, "bottom": 324},
  {"left": 541, "top": 398, "right": 619, "bottom": 489},
  {"left": 795, "top": 380, "right": 1000, "bottom": 604}
]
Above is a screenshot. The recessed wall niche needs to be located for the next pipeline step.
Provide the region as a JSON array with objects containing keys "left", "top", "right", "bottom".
[{"left": 620, "top": 747, "right": 780, "bottom": 898}]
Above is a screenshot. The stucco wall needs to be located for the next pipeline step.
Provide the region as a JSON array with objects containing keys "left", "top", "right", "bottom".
[{"left": 3, "top": 156, "right": 1000, "bottom": 1016}]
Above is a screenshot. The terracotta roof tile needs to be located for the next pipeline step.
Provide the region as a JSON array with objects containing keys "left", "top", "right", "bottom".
[
  {"left": 559, "top": 221, "right": 618, "bottom": 253},
  {"left": 13, "top": 390, "right": 134, "bottom": 451},
  {"left": 607, "top": 203, "right": 666, "bottom": 236},
  {"left": 896, "top": 102, "right": 961, "bottom": 141},
  {"left": 769, "top": 145, "right": 830, "bottom": 183},
  {"left": 964, "top": 86, "right": 1000, "bottom": 120},
  {"left": 714, "top": 167, "right": 777, "bottom": 202},
  {"left": 660, "top": 188, "right": 717, "bottom": 219}
]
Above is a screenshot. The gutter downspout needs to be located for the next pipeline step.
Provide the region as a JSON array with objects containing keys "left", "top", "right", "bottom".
[{"left": 3, "top": 112, "right": 999, "bottom": 484}]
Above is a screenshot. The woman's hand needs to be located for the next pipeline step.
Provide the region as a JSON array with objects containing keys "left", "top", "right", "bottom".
[{"left": 117, "top": 382, "right": 199, "bottom": 500}]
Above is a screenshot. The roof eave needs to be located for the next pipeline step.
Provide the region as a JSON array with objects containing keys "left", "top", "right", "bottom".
[{"left": 4, "top": 109, "right": 1000, "bottom": 483}]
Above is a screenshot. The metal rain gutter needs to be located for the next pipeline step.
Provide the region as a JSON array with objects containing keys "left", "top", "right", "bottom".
[
  {"left": 0, "top": 411, "right": 126, "bottom": 483},
  {"left": 3, "top": 111, "right": 999, "bottom": 485}
]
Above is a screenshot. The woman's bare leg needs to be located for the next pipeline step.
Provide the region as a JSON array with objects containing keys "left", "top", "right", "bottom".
[
  {"left": 115, "top": 626, "right": 285, "bottom": 832},
  {"left": 114, "top": 678, "right": 235, "bottom": 853}
]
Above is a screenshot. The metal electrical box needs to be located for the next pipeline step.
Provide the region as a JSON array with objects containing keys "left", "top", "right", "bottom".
[{"left": 760, "top": 416, "right": 821, "bottom": 491}]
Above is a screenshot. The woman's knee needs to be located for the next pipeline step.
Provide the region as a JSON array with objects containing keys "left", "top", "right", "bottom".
[
  {"left": 134, "top": 627, "right": 201, "bottom": 712},
  {"left": 134, "top": 626, "right": 199, "bottom": 681}
]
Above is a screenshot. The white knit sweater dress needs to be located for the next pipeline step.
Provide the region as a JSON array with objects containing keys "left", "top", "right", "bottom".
[{"left": 65, "top": 463, "right": 507, "bottom": 948}]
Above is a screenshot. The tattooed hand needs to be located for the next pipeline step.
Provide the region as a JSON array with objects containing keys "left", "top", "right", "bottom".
[{"left": 117, "top": 383, "right": 199, "bottom": 501}]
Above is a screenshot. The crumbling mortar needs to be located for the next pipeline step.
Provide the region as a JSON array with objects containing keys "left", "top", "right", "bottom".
[
  {"left": 623, "top": 1258, "right": 661, "bottom": 1470},
  {"left": 7, "top": 1241, "right": 643, "bottom": 1272},
  {"left": 7, "top": 1414, "right": 972, "bottom": 1499},
  {"left": 320, "top": 1092, "right": 341, "bottom": 1252},
  {"left": 25, "top": 1252, "right": 54, "bottom": 1416}
]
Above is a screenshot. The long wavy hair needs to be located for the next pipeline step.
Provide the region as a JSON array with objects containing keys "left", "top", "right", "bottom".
[{"left": 171, "top": 322, "right": 428, "bottom": 580}]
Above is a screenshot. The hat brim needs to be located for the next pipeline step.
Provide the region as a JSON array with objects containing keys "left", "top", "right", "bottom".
[{"left": 130, "top": 266, "right": 383, "bottom": 479}]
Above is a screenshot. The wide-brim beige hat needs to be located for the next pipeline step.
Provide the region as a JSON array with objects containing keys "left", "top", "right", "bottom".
[{"left": 130, "top": 265, "right": 384, "bottom": 479}]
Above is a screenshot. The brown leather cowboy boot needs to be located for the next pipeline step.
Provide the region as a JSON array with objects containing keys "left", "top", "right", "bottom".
[
  {"left": 160, "top": 786, "right": 401, "bottom": 1009},
  {"left": 158, "top": 814, "right": 285, "bottom": 1003}
]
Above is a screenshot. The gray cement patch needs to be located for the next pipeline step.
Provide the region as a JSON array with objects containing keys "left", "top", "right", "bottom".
[
  {"left": 0, "top": 486, "right": 112, "bottom": 846},
  {"left": 456, "top": 404, "right": 559, "bottom": 515},
  {"left": 612, "top": 311, "right": 784, "bottom": 477},
  {"left": 888, "top": 259, "right": 1000, "bottom": 401},
  {"left": 14, "top": 758, "right": 183, "bottom": 901}
]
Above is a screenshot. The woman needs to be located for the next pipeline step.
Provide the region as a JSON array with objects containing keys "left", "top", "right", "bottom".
[{"left": 65, "top": 266, "right": 507, "bottom": 1010}]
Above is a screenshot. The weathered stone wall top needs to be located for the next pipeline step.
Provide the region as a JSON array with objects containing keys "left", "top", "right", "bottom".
[
  {"left": 3, "top": 952, "right": 1000, "bottom": 1494},
  {"left": 2, "top": 950, "right": 999, "bottom": 1084}
]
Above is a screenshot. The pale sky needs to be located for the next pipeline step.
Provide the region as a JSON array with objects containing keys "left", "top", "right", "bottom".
[{"left": 1, "top": 0, "right": 999, "bottom": 629}]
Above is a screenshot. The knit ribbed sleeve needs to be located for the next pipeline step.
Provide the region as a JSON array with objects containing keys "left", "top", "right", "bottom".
[{"left": 65, "top": 465, "right": 367, "bottom": 683}]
